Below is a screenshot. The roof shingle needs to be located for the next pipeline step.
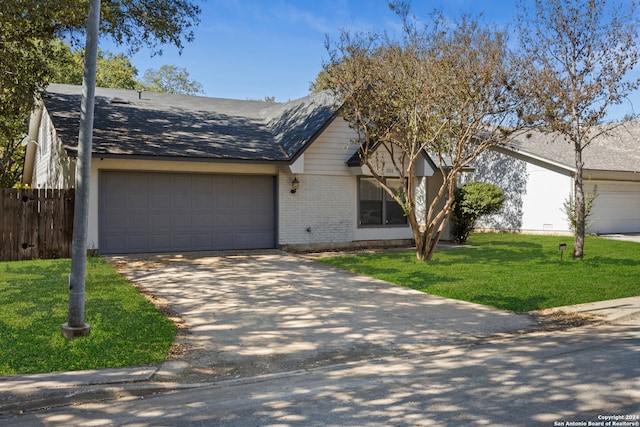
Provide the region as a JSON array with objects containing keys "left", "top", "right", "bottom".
[
  {"left": 505, "top": 122, "right": 640, "bottom": 173},
  {"left": 43, "top": 84, "right": 337, "bottom": 163}
]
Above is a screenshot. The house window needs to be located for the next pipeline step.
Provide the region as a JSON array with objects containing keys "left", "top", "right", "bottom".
[{"left": 358, "top": 177, "right": 407, "bottom": 227}]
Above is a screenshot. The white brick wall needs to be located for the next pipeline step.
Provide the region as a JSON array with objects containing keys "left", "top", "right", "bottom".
[{"left": 278, "top": 173, "right": 356, "bottom": 245}]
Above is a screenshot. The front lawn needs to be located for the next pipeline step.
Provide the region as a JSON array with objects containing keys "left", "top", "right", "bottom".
[
  {"left": 0, "top": 257, "right": 176, "bottom": 376},
  {"left": 317, "top": 233, "right": 640, "bottom": 312}
]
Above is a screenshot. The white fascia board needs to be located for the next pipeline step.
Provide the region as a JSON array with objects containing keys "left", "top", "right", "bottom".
[{"left": 287, "top": 154, "right": 304, "bottom": 174}]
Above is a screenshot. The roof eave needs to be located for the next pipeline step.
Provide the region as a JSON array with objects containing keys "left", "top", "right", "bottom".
[
  {"left": 496, "top": 144, "right": 576, "bottom": 173},
  {"left": 87, "top": 153, "right": 290, "bottom": 165}
]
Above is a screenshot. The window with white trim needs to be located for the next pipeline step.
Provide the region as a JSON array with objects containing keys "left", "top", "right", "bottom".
[{"left": 358, "top": 177, "right": 407, "bottom": 227}]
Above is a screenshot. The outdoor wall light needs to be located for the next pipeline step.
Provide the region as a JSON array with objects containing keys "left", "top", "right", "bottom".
[
  {"left": 559, "top": 243, "right": 567, "bottom": 260},
  {"left": 291, "top": 177, "right": 300, "bottom": 194}
]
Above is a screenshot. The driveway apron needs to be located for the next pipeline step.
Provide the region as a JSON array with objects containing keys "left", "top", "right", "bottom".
[{"left": 107, "top": 251, "right": 536, "bottom": 382}]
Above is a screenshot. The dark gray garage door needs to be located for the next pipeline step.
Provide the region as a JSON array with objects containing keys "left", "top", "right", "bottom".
[{"left": 99, "top": 171, "right": 276, "bottom": 254}]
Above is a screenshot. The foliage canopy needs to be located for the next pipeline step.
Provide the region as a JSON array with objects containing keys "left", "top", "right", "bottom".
[
  {"left": 0, "top": 0, "right": 201, "bottom": 187},
  {"left": 141, "top": 64, "right": 204, "bottom": 95},
  {"left": 320, "top": 2, "right": 522, "bottom": 260},
  {"left": 516, "top": 0, "right": 640, "bottom": 258}
]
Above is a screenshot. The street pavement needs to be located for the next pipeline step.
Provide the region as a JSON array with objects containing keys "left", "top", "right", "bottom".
[
  {"left": 1, "top": 313, "right": 638, "bottom": 426},
  {"left": 0, "top": 250, "right": 638, "bottom": 425}
]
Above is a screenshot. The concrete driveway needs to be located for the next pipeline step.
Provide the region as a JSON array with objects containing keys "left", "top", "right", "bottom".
[
  {"left": 599, "top": 233, "right": 640, "bottom": 243},
  {"left": 107, "top": 251, "right": 536, "bottom": 383}
]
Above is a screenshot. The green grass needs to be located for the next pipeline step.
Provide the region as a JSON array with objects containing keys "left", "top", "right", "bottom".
[
  {"left": 0, "top": 257, "right": 176, "bottom": 376},
  {"left": 317, "top": 233, "right": 640, "bottom": 312}
]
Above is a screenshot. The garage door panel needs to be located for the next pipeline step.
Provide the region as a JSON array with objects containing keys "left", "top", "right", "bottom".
[
  {"left": 149, "top": 215, "right": 171, "bottom": 228},
  {"left": 173, "top": 215, "right": 193, "bottom": 228},
  {"left": 588, "top": 182, "right": 640, "bottom": 234},
  {"left": 215, "top": 175, "right": 234, "bottom": 189},
  {"left": 234, "top": 195, "right": 254, "bottom": 209},
  {"left": 126, "top": 235, "right": 152, "bottom": 252},
  {"left": 215, "top": 214, "right": 234, "bottom": 228},
  {"left": 149, "top": 234, "right": 173, "bottom": 250},
  {"left": 213, "top": 233, "right": 234, "bottom": 247},
  {"left": 128, "top": 176, "right": 149, "bottom": 193},
  {"left": 236, "top": 232, "right": 272, "bottom": 248},
  {"left": 100, "top": 171, "right": 276, "bottom": 254},
  {"left": 192, "top": 175, "right": 214, "bottom": 191},
  {"left": 193, "top": 214, "right": 213, "bottom": 228},
  {"left": 234, "top": 213, "right": 253, "bottom": 227},
  {"left": 171, "top": 235, "right": 192, "bottom": 250},
  {"left": 193, "top": 234, "right": 213, "bottom": 248},
  {"left": 253, "top": 214, "right": 275, "bottom": 228},
  {"left": 150, "top": 194, "right": 171, "bottom": 209},
  {"left": 192, "top": 195, "right": 214, "bottom": 209},
  {"left": 235, "top": 232, "right": 259, "bottom": 248},
  {"left": 104, "top": 194, "right": 126, "bottom": 210},
  {"left": 173, "top": 194, "right": 192, "bottom": 209},
  {"left": 214, "top": 196, "right": 234, "bottom": 209}
]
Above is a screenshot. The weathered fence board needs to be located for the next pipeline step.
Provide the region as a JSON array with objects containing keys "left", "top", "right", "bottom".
[{"left": 0, "top": 188, "right": 74, "bottom": 261}]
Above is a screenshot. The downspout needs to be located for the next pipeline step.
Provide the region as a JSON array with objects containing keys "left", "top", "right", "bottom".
[{"left": 21, "top": 100, "right": 44, "bottom": 187}]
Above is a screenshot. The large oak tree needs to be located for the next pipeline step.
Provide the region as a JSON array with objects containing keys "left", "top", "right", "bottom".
[
  {"left": 0, "top": 0, "right": 201, "bottom": 187},
  {"left": 50, "top": 41, "right": 139, "bottom": 89}
]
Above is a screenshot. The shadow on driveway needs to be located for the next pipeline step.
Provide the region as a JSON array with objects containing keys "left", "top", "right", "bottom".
[{"left": 107, "top": 251, "right": 536, "bottom": 382}]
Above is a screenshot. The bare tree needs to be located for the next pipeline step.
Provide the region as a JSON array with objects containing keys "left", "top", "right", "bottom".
[
  {"left": 322, "top": 4, "right": 521, "bottom": 261},
  {"left": 517, "top": 0, "right": 640, "bottom": 259}
]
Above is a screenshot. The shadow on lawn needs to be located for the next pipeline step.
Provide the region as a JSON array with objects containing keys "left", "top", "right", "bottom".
[
  {"left": 441, "top": 242, "right": 639, "bottom": 268},
  {"left": 2, "top": 259, "right": 71, "bottom": 281},
  {"left": 469, "top": 239, "right": 543, "bottom": 249},
  {"left": 437, "top": 245, "right": 551, "bottom": 265},
  {"left": 583, "top": 256, "right": 640, "bottom": 267}
]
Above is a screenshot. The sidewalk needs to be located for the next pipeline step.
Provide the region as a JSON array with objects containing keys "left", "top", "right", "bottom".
[{"left": 538, "top": 295, "right": 640, "bottom": 324}]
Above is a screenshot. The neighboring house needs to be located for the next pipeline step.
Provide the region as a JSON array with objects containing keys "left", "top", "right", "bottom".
[
  {"left": 24, "top": 84, "right": 446, "bottom": 254},
  {"left": 470, "top": 124, "right": 640, "bottom": 235}
]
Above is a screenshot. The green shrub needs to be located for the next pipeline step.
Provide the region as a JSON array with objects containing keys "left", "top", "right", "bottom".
[
  {"left": 561, "top": 191, "right": 597, "bottom": 232},
  {"left": 452, "top": 181, "right": 505, "bottom": 244}
]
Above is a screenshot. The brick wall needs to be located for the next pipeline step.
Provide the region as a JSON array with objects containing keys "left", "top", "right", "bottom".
[{"left": 278, "top": 173, "right": 356, "bottom": 246}]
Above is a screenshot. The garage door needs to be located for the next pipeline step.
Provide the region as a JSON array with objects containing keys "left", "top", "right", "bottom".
[
  {"left": 588, "top": 182, "right": 640, "bottom": 234},
  {"left": 99, "top": 171, "right": 276, "bottom": 254}
]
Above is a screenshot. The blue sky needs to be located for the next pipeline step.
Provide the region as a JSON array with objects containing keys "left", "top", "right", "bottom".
[{"left": 100, "top": 0, "right": 638, "bottom": 119}]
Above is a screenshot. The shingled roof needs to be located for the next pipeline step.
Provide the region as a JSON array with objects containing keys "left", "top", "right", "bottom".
[
  {"left": 43, "top": 84, "right": 338, "bottom": 163},
  {"left": 504, "top": 122, "right": 640, "bottom": 173}
]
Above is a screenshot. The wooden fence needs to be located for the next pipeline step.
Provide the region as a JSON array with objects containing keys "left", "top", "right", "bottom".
[{"left": 0, "top": 188, "right": 75, "bottom": 261}]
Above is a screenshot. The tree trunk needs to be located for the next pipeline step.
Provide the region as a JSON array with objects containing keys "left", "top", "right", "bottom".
[
  {"left": 413, "top": 203, "right": 453, "bottom": 261},
  {"left": 412, "top": 219, "right": 428, "bottom": 261},
  {"left": 573, "top": 145, "right": 586, "bottom": 259},
  {"left": 423, "top": 216, "right": 448, "bottom": 260}
]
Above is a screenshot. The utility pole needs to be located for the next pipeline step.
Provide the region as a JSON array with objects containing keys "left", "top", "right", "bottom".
[{"left": 61, "top": 0, "right": 101, "bottom": 339}]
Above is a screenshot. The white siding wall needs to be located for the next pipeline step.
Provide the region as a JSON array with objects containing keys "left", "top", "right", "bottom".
[
  {"left": 32, "top": 111, "right": 75, "bottom": 189},
  {"left": 473, "top": 148, "right": 573, "bottom": 233},
  {"left": 303, "top": 119, "right": 358, "bottom": 175},
  {"left": 520, "top": 164, "right": 572, "bottom": 232}
]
